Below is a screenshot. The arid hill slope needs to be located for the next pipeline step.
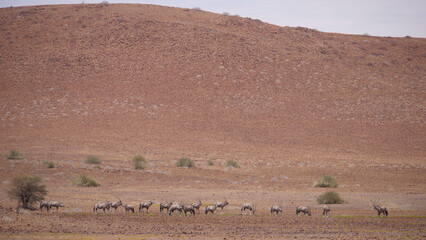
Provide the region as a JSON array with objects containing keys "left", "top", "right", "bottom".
[{"left": 0, "top": 4, "right": 425, "bottom": 163}]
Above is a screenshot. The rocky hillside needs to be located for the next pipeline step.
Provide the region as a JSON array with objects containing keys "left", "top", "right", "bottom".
[{"left": 0, "top": 4, "right": 425, "bottom": 163}]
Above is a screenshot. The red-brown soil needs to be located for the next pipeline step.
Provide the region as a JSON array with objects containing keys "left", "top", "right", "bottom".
[{"left": 0, "top": 3, "right": 425, "bottom": 239}]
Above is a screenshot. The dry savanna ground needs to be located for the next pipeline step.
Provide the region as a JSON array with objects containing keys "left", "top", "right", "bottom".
[{"left": 0, "top": 3, "right": 425, "bottom": 239}]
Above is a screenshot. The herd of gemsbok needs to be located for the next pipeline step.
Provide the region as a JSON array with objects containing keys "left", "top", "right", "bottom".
[{"left": 40, "top": 197, "right": 389, "bottom": 217}]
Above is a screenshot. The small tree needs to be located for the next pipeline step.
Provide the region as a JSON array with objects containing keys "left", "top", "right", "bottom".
[{"left": 7, "top": 176, "right": 47, "bottom": 209}]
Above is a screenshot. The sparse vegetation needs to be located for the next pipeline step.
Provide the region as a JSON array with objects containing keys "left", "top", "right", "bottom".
[
  {"left": 222, "top": 12, "right": 230, "bottom": 16},
  {"left": 207, "top": 159, "right": 214, "bottom": 166},
  {"left": 176, "top": 158, "right": 195, "bottom": 168},
  {"left": 7, "top": 175, "right": 47, "bottom": 209},
  {"left": 7, "top": 149, "right": 24, "bottom": 159},
  {"left": 317, "top": 191, "right": 345, "bottom": 204},
  {"left": 226, "top": 159, "right": 240, "bottom": 168},
  {"left": 314, "top": 175, "right": 338, "bottom": 188},
  {"left": 84, "top": 155, "right": 101, "bottom": 164},
  {"left": 132, "top": 154, "right": 146, "bottom": 170},
  {"left": 192, "top": 7, "right": 201, "bottom": 11},
  {"left": 42, "top": 160, "right": 55, "bottom": 168},
  {"left": 72, "top": 174, "right": 100, "bottom": 187}
]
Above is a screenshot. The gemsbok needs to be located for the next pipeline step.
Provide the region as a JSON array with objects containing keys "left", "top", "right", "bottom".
[
  {"left": 323, "top": 205, "right": 331, "bottom": 217},
  {"left": 48, "top": 201, "right": 65, "bottom": 212},
  {"left": 191, "top": 200, "right": 202, "bottom": 212},
  {"left": 169, "top": 202, "right": 183, "bottom": 216},
  {"left": 93, "top": 201, "right": 112, "bottom": 214},
  {"left": 183, "top": 205, "right": 196, "bottom": 216},
  {"left": 40, "top": 201, "right": 49, "bottom": 212},
  {"left": 296, "top": 206, "right": 311, "bottom": 216},
  {"left": 205, "top": 205, "right": 217, "bottom": 214},
  {"left": 270, "top": 206, "right": 283, "bottom": 214},
  {"left": 160, "top": 202, "right": 173, "bottom": 214},
  {"left": 372, "top": 199, "right": 388, "bottom": 217},
  {"left": 241, "top": 203, "right": 255, "bottom": 215},
  {"left": 214, "top": 199, "right": 229, "bottom": 211},
  {"left": 139, "top": 201, "right": 154, "bottom": 213},
  {"left": 124, "top": 204, "right": 135, "bottom": 213},
  {"left": 110, "top": 197, "right": 123, "bottom": 212}
]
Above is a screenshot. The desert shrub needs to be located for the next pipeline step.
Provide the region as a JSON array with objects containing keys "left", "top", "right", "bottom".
[
  {"left": 132, "top": 154, "right": 146, "bottom": 170},
  {"left": 7, "top": 175, "right": 47, "bottom": 209},
  {"left": 176, "top": 158, "right": 195, "bottom": 168},
  {"left": 317, "top": 191, "right": 344, "bottom": 204},
  {"left": 226, "top": 159, "right": 240, "bottom": 168},
  {"left": 314, "top": 175, "right": 338, "bottom": 188},
  {"left": 192, "top": 7, "right": 201, "bottom": 11},
  {"left": 42, "top": 160, "right": 55, "bottom": 168},
  {"left": 72, "top": 174, "right": 100, "bottom": 187},
  {"left": 222, "top": 12, "right": 230, "bottom": 16},
  {"left": 84, "top": 155, "right": 101, "bottom": 164},
  {"left": 207, "top": 160, "right": 214, "bottom": 166},
  {"left": 7, "top": 149, "right": 24, "bottom": 159}
]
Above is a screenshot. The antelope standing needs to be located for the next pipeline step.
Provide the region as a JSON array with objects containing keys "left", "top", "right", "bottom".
[
  {"left": 296, "top": 206, "right": 311, "bottom": 216},
  {"left": 372, "top": 199, "right": 388, "bottom": 217},
  {"left": 214, "top": 199, "right": 229, "bottom": 212},
  {"left": 93, "top": 202, "right": 112, "bottom": 214},
  {"left": 110, "top": 199, "right": 123, "bottom": 212},
  {"left": 160, "top": 202, "right": 173, "bottom": 214},
  {"left": 323, "top": 205, "right": 331, "bottom": 217},
  {"left": 169, "top": 202, "right": 183, "bottom": 216},
  {"left": 124, "top": 204, "right": 135, "bottom": 213},
  {"left": 183, "top": 205, "right": 196, "bottom": 216},
  {"left": 48, "top": 201, "right": 65, "bottom": 212},
  {"left": 205, "top": 205, "right": 217, "bottom": 214},
  {"left": 40, "top": 201, "right": 49, "bottom": 212},
  {"left": 241, "top": 203, "right": 255, "bottom": 215},
  {"left": 139, "top": 200, "right": 154, "bottom": 213},
  {"left": 270, "top": 206, "right": 283, "bottom": 214},
  {"left": 191, "top": 200, "right": 202, "bottom": 212}
]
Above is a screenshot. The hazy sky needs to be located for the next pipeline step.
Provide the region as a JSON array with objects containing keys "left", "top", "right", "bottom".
[{"left": 1, "top": 0, "right": 425, "bottom": 37}]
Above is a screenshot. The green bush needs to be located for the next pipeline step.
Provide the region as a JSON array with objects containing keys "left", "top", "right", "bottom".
[
  {"left": 314, "top": 175, "right": 338, "bottom": 188},
  {"left": 42, "top": 160, "right": 55, "bottom": 168},
  {"left": 7, "top": 175, "right": 47, "bottom": 209},
  {"left": 72, "top": 174, "right": 100, "bottom": 187},
  {"left": 132, "top": 154, "right": 146, "bottom": 170},
  {"left": 207, "top": 160, "right": 214, "bottom": 166},
  {"left": 317, "top": 191, "right": 344, "bottom": 204},
  {"left": 226, "top": 159, "right": 240, "bottom": 168},
  {"left": 176, "top": 158, "right": 195, "bottom": 168},
  {"left": 7, "top": 150, "right": 24, "bottom": 159},
  {"left": 84, "top": 155, "right": 101, "bottom": 164}
]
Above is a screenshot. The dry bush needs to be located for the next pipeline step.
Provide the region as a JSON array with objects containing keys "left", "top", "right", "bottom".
[
  {"left": 176, "top": 158, "right": 195, "bottom": 167},
  {"left": 317, "top": 191, "right": 344, "bottom": 204},
  {"left": 132, "top": 154, "right": 146, "bottom": 170},
  {"left": 226, "top": 159, "right": 240, "bottom": 168},
  {"left": 84, "top": 155, "right": 101, "bottom": 164},
  {"left": 7, "top": 150, "right": 24, "bottom": 159},
  {"left": 42, "top": 160, "right": 55, "bottom": 168},
  {"left": 72, "top": 174, "right": 100, "bottom": 187},
  {"left": 314, "top": 175, "right": 338, "bottom": 188}
]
